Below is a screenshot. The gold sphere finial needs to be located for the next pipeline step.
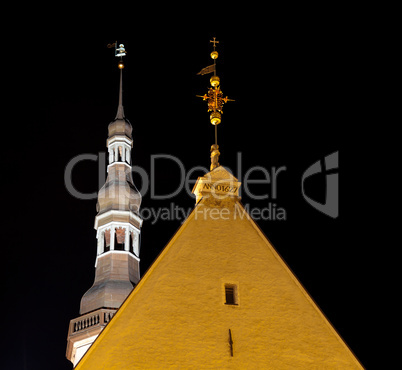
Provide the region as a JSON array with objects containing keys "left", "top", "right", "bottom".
[
  {"left": 210, "top": 75, "right": 220, "bottom": 87},
  {"left": 210, "top": 111, "right": 221, "bottom": 125},
  {"left": 210, "top": 50, "right": 219, "bottom": 60},
  {"left": 118, "top": 61, "right": 125, "bottom": 69}
]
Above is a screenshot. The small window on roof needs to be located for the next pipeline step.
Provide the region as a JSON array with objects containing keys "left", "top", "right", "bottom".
[{"left": 225, "top": 284, "right": 238, "bottom": 305}]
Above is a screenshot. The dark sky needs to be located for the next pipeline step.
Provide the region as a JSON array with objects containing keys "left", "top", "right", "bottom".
[{"left": 2, "top": 12, "right": 380, "bottom": 369}]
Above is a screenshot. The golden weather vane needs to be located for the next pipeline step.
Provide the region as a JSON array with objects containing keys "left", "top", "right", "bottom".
[{"left": 196, "top": 38, "right": 234, "bottom": 170}]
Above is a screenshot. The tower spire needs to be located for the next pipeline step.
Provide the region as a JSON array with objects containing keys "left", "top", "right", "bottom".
[
  {"left": 66, "top": 42, "right": 143, "bottom": 367},
  {"left": 197, "top": 38, "right": 234, "bottom": 170},
  {"left": 115, "top": 43, "right": 126, "bottom": 119},
  {"left": 115, "top": 68, "right": 125, "bottom": 119}
]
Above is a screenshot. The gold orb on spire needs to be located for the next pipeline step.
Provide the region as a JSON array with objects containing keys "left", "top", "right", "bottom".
[
  {"left": 210, "top": 112, "right": 221, "bottom": 125},
  {"left": 210, "top": 50, "right": 219, "bottom": 60},
  {"left": 118, "top": 61, "right": 125, "bottom": 69},
  {"left": 210, "top": 75, "right": 220, "bottom": 87}
]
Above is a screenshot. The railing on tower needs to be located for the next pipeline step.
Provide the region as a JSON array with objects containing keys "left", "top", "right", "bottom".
[{"left": 68, "top": 308, "right": 116, "bottom": 336}]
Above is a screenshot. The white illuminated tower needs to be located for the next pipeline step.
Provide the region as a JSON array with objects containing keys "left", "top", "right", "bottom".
[{"left": 66, "top": 51, "right": 143, "bottom": 367}]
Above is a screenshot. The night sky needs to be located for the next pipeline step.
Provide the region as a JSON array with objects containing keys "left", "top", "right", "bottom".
[{"left": 3, "top": 12, "right": 379, "bottom": 369}]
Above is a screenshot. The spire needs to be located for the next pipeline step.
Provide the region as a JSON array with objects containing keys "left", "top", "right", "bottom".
[
  {"left": 66, "top": 42, "right": 142, "bottom": 367},
  {"left": 114, "top": 43, "right": 126, "bottom": 120},
  {"left": 115, "top": 68, "right": 125, "bottom": 119},
  {"left": 197, "top": 38, "right": 234, "bottom": 170}
]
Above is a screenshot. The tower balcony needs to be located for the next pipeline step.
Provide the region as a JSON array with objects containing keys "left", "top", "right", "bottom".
[{"left": 66, "top": 308, "right": 116, "bottom": 366}]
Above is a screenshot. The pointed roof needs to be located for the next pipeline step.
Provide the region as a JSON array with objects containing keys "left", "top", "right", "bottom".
[
  {"left": 76, "top": 191, "right": 362, "bottom": 369},
  {"left": 107, "top": 68, "right": 132, "bottom": 141},
  {"left": 115, "top": 68, "right": 125, "bottom": 120}
]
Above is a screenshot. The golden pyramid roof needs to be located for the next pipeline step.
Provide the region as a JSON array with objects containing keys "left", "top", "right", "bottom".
[{"left": 76, "top": 188, "right": 362, "bottom": 369}]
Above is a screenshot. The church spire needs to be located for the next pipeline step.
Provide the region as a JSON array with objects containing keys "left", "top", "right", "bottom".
[{"left": 197, "top": 38, "right": 234, "bottom": 170}]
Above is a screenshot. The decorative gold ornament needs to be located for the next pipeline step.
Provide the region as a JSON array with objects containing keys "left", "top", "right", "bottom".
[
  {"left": 210, "top": 144, "right": 220, "bottom": 170},
  {"left": 210, "top": 112, "right": 221, "bottom": 126},
  {"left": 197, "top": 86, "right": 233, "bottom": 118},
  {"left": 210, "top": 50, "right": 219, "bottom": 60},
  {"left": 210, "top": 75, "right": 220, "bottom": 87},
  {"left": 210, "top": 37, "right": 219, "bottom": 48},
  {"left": 196, "top": 37, "right": 234, "bottom": 167}
]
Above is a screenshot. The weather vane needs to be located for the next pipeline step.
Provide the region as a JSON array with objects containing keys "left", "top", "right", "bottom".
[
  {"left": 107, "top": 41, "right": 127, "bottom": 69},
  {"left": 197, "top": 38, "right": 234, "bottom": 170}
]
